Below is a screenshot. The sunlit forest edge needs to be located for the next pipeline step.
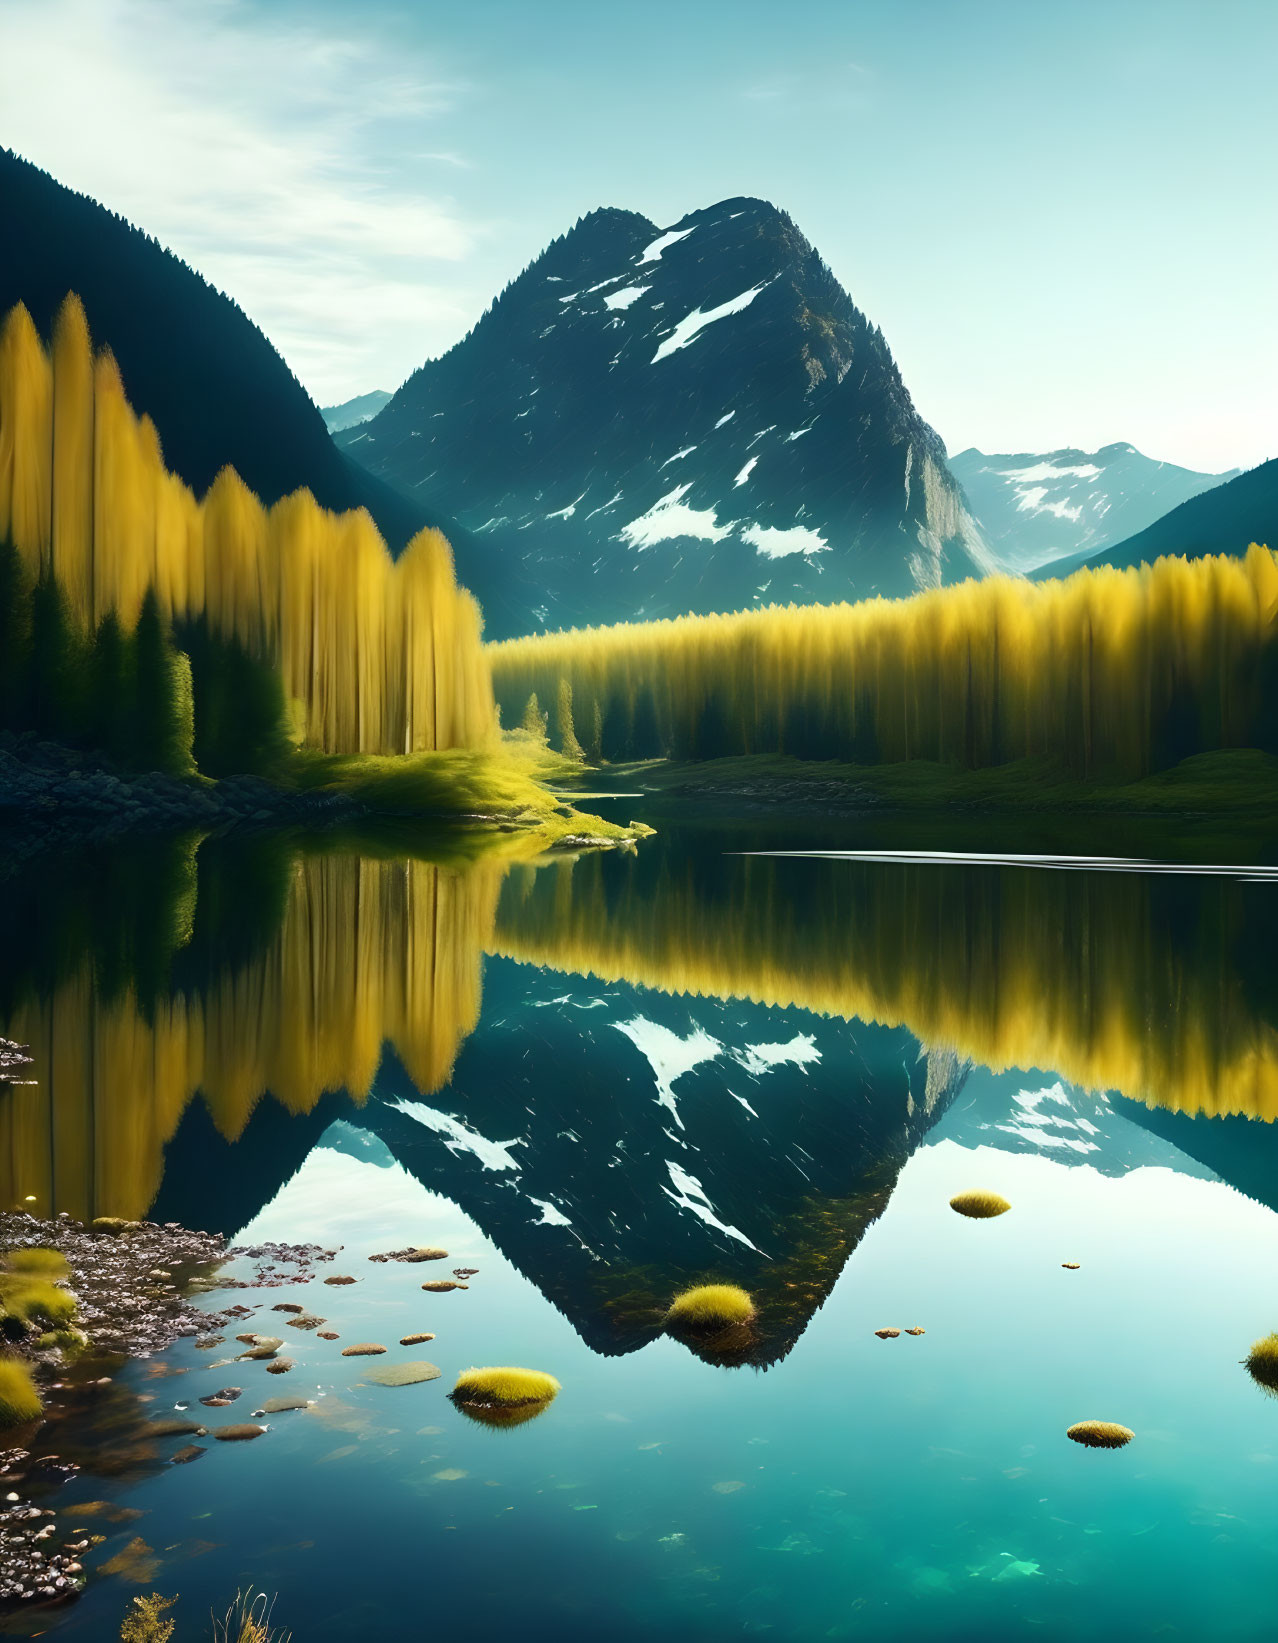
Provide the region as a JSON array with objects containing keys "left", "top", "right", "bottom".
[
  {"left": 0, "top": 293, "right": 643, "bottom": 843},
  {"left": 491, "top": 546, "right": 1278, "bottom": 804}
]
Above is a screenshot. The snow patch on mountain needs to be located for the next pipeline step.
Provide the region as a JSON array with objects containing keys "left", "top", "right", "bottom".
[
  {"left": 652, "top": 281, "right": 774, "bottom": 364},
  {"left": 639, "top": 226, "right": 695, "bottom": 263},
  {"left": 605, "top": 284, "right": 649, "bottom": 310},
  {"left": 743, "top": 523, "right": 829, "bottom": 559},
  {"left": 620, "top": 486, "right": 733, "bottom": 550}
]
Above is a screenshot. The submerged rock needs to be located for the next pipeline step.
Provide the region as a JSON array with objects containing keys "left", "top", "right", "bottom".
[
  {"left": 287, "top": 1314, "right": 325, "bottom": 1331},
  {"left": 323, "top": 1276, "right": 357, "bottom": 1287},
  {"left": 169, "top": 1445, "right": 205, "bottom": 1465},
  {"left": 213, "top": 1424, "right": 266, "bottom": 1442},
  {"left": 364, "top": 1361, "right": 441, "bottom": 1387},
  {"left": 261, "top": 1396, "right": 311, "bottom": 1414}
]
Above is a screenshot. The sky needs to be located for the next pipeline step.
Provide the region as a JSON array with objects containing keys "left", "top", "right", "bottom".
[{"left": 1, "top": 0, "right": 1274, "bottom": 471}]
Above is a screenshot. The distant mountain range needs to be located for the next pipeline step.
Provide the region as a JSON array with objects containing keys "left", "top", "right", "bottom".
[
  {"left": 339, "top": 197, "right": 995, "bottom": 637},
  {"left": 951, "top": 443, "right": 1237, "bottom": 574},
  {"left": 321, "top": 389, "right": 392, "bottom": 433}
]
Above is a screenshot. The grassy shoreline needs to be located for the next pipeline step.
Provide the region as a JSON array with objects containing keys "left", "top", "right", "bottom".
[{"left": 599, "top": 748, "right": 1278, "bottom": 820}]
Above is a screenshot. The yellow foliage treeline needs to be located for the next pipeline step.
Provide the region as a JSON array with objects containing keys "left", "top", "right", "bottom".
[
  {"left": 0, "top": 849, "right": 506, "bottom": 1222},
  {"left": 0, "top": 295, "right": 496, "bottom": 754},
  {"left": 493, "top": 850, "right": 1278, "bottom": 1123},
  {"left": 489, "top": 548, "right": 1278, "bottom": 775}
]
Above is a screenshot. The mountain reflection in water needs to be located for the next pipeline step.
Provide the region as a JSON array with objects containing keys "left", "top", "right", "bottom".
[{"left": 3, "top": 822, "right": 1278, "bottom": 1368}]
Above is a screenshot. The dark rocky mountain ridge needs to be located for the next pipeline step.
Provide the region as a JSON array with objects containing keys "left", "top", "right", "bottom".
[{"left": 341, "top": 196, "right": 996, "bottom": 637}]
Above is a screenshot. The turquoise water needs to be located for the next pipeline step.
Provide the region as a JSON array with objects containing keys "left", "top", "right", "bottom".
[{"left": 5, "top": 819, "right": 1278, "bottom": 1640}]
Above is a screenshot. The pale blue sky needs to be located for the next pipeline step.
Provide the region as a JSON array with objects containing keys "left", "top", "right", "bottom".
[{"left": 2, "top": 0, "right": 1274, "bottom": 470}]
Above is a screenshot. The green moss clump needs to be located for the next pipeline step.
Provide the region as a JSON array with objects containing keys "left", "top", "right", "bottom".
[
  {"left": 664, "top": 1284, "right": 757, "bottom": 1331},
  {"left": 0, "top": 1274, "right": 76, "bottom": 1330},
  {"left": 1244, "top": 1333, "right": 1278, "bottom": 1394},
  {"left": 0, "top": 1357, "right": 42, "bottom": 1427},
  {"left": 6, "top": 1248, "right": 70, "bottom": 1279},
  {"left": 450, "top": 1366, "right": 561, "bottom": 1415},
  {"left": 949, "top": 1190, "right": 1011, "bottom": 1219},
  {"left": 0, "top": 1249, "right": 78, "bottom": 1337},
  {"left": 1066, "top": 1420, "right": 1134, "bottom": 1449}
]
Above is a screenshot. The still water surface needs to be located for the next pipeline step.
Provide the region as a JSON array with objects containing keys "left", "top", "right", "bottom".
[{"left": 3, "top": 813, "right": 1278, "bottom": 1641}]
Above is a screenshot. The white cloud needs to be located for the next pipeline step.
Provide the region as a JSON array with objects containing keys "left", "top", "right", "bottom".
[{"left": 0, "top": 0, "right": 481, "bottom": 400}]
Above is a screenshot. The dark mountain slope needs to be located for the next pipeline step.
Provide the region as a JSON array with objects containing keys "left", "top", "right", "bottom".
[
  {"left": 343, "top": 197, "right": 995, "bottom": 636},
  {"left": 0, "top": 147, "right": 463, "bottom": 558},
  {"left": 1067, "top": 457, "right": 1278, "bottom": 577}
]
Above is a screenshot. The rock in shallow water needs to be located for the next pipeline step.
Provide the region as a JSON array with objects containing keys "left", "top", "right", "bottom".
[
  {"left": 199, "top": 1387, "right": 243, "bottom": 1407},
  {"left": 400, "top": 1332, "right": 435, "bottom": 1346},
  {"left": 420, "top": 1281, "right": 467, "bottom": 1293},
  {"left": 213, "top": 1424, "right": 266, "bottom": 1442},
  {"left": 340, "top": 1343, "right": 386, "bottom": 1357},
  {"left": 261, "top": 1396, "right": 311, "bottom": 1414},
  {"left": 265, "top": 1359, "right": 295, "bottom": 1375}
]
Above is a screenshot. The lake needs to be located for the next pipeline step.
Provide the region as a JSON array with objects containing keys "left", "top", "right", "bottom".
[{"left": 4, "top": 808, "right": 1278, "bottom": 1642}]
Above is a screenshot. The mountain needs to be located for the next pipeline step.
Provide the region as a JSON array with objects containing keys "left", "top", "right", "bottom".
[
  {"left": 1064, "top": 456, "right": 1278, "bottom": 578},
  {"left": 321, "top": 389, "right": 392, "bottom": 433},
  {"left": 154, "top": 954, "right": 966, "bottom": 1367},
  {"left": 0, "top": 148, "right": 455, "bottom": 555},
  {"left": 339, "top": 197, "right": 996, "bottom": 637},
  {"left": 950, "top": 443, "right": 1237, "bottom": 574}
]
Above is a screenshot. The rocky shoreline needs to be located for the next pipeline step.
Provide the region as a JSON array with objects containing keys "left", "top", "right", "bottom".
[
  {"left": 0, "top": 733, "right": 363, "bottom": 855},
  {"left": 0, "top": 1211, "right": 233, "bottom": 1613}
]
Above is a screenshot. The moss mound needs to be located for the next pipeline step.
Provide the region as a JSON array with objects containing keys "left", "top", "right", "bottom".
[
  {"left": 1244, "top": 1333, "right": 1278, "bottom": 1393},
  {"left": 0, "top": 1357, "right": 42, "bottom": 1426},
  {"left": 664, "top": 1284, "right": 757, "bottom": 1331},
  {"left": 0, "top": 1267, "right": 77, "bottom": 1334},
  {"left": 949, "top": 1190, "right": 1011, "bottom": 1219},
  {"left": 5, "top": 1248, "right": 69, "bottom": 1279},
  {"left": 451, "top": 1366, "right": 561, "bottom": 1412},
  {"left": 1066, "top": 1420, "right": 1134, "bottom": 1449}
]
